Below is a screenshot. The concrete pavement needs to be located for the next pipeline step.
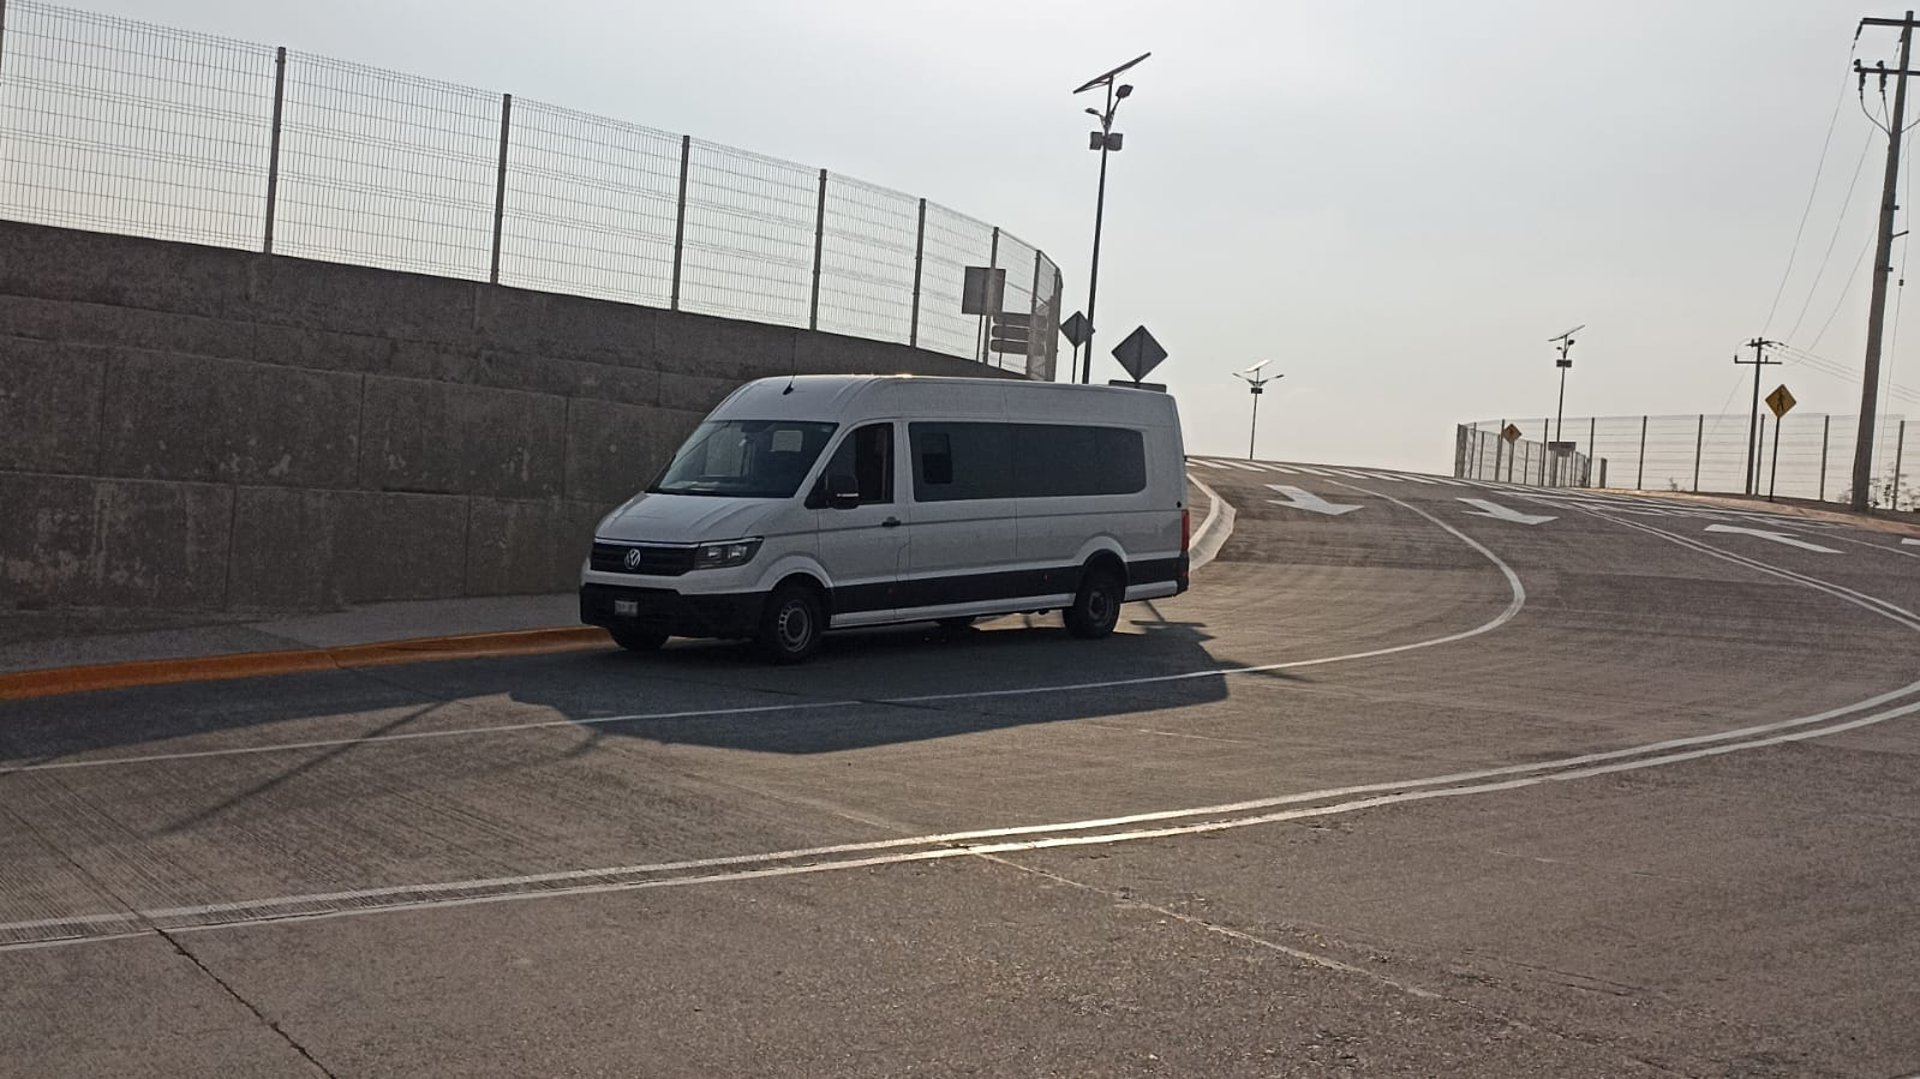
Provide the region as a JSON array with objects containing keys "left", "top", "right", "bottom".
[{"left": 2, "top": 460, "right": 1917, "bottom": 1076}]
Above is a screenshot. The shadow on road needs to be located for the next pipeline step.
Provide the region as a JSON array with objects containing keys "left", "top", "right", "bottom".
[{"left": 0, "top": 605, "right": 1287, "bottom": 765}]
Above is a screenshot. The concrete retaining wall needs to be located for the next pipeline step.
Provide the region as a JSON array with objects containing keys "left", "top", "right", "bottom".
[{"left": 0, "top": 220, "right": 1008, "bottom": 615}]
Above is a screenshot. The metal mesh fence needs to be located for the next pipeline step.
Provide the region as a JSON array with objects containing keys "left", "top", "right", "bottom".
[
  {"left": 0, "top": 1, "right": 271, "bottom": 248},
  {"left": 496, "top": 99, "right": 679, "bottom": 306},
  {"left": 1459, "top": 414, "right": 1914, "bottom": 510},
  {"left": 0, "top": 0, "right": 1061, "bottom": 376},
  {"left": 275, "top": 53, "right": 498, "bottom": 279}
]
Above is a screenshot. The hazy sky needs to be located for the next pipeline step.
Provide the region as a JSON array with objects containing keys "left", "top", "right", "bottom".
[{"left": 72, "top": 0, "right": 1917, "bottom": 469}]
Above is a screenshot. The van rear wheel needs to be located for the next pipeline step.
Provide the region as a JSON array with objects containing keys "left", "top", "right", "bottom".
[
  {"left": 757, "top": 582, "right": 824, "bottom": 663},
  {"left": 1064, "top": 567, "right": 1123, "bottom": 640}
]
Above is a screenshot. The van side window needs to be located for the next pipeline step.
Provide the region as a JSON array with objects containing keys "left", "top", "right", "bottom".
[
  {"left": 820, "top": 423, "right": 894, "bottom": 504},
  {"left": 911, "top": 423, "right": 1014, "bottom": 502},
  {"left": 1013, "top": 424, "right": 1147, "bottom": 496}
]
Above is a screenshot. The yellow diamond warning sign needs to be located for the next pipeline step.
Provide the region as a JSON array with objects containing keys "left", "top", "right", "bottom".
[
  {"left": 1501, "top": 423, "right": 1522, "bottom": 444},
  {"left": 1765, "top": 385, "right": 1796, "bottom": 420}
]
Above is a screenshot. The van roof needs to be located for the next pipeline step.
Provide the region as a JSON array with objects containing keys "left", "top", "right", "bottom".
[{"left": 711, "top": 375, "right": 1180, "bottom": 426}]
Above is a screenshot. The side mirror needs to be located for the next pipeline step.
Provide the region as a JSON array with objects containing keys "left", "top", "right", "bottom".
[{"left": 827, "top": 473, "right": 861, "bottom": 509}]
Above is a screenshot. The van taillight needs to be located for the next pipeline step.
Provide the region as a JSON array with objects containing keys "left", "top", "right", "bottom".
[{"left": 1181, "top": 508, "right": 1191, "bottom": 553}]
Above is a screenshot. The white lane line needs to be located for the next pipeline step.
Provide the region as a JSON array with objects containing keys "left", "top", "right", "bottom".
[
  {"left": 4, "top": 483, "right": 1515, "bottom": 775},
  {"left": 1599, "top": 515, "right": 1920, "bottom": 632},
  {"left": 1419, "top": 476, "right": 1469, "bottom": 487},
  {"left": 1386, "top": 474, "right": 1438, "bottom": 485},
  {"left": 1279, "top": 464, "right": 1335, "bottom": 476},
  {"left": 11, "top": 491, "right": 1920, "bottom": 951},
  {"left": 1214, "top": 460, "right": 1267, "bottom": 471},
  {"left": 12, "top": 692, "right": 1918, "bottom": 952},
  {"left": 1250, "top": 463, "right": 1301, "bottom": 474}
]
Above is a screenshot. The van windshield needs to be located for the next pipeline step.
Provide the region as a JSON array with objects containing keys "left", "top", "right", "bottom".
[{"left": 648, "top": 420, "right": 838, "bottom": 498}]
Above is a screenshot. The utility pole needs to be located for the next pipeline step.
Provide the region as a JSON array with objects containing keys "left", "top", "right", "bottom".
[
  {"left": 1735, "top": 339, "right": 1781, "bottom": 496},
  {"left": 1854, "top": 13, "right": 1918, "bottom": 511}
]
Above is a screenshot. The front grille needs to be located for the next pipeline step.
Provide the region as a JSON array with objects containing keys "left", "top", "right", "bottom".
[{"left": 591, "top": 542, "right": 698, "bottom": 577}]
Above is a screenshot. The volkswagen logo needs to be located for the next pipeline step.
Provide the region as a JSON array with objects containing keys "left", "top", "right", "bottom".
[{"left": 622, "top": 547, "right": 645, "bottom": 572}]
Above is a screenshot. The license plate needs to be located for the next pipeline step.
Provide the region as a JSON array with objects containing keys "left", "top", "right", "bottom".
[{"left": 614, "top": 599, "right": 640, "bottom": 617}]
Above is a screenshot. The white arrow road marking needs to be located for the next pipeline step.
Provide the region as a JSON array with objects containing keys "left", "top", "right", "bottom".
[
  {"left": 1266, "top": 484, "right": 1363, "bottom": 516},
  {"left": 1457, "top": 498, "right": 1557, "bottom": 525},
  {"left": 1703, "top": 524, "right": 1842, "bottom": 553}
]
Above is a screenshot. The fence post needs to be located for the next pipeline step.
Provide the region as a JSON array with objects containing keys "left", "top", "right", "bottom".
[
  {"left": 0, "top": 0, "right": 9, "bottom": 78},
  {"left": 1894, "top": 419, "right": 1909, "bottom": 511},
  {"left": 1586, "top": 416, "right": 1597, "bottom": 487},
  {"left": 1818, "top": 414, "right": 1831, "bottom": 501},
  {"left": 670, "top": 134, "right": 690, "bottom": 311},
  {"left": 908, "top": 198, "right": 926, "bottom": 347},
  {"left": 262, "top": 46, "right": 287, "bottom": 254},
  {"left": 1027, "top": 249, "right": 1044, "bottom": 375},
  {"left": 1494, "top": 420, "right": 1506, "bottom": 482},
  {"left": 488, "top": 93, "right": 512, "bottom": 285},
  {"left": 1693, "top": 414, "right": 1703, "bottom": 492},
  {"left": 808, "top": 168, "right": 827, "bottom": 330},
  {"left": 1636, "top": 414, "right": 1648, "bottom": 489}
]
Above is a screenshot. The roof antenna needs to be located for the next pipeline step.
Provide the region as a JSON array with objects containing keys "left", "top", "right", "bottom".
[{"left": 782, "top": 346, "right": 797, "bottom": 394}]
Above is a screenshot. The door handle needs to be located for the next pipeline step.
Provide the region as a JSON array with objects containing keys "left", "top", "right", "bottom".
[{"left": 882, "top": 516, "right": 903, "bottom": 528}]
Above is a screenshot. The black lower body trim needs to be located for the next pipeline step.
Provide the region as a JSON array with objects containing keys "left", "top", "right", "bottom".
[
  {"left": 834, "top": 555, "right": 1190, "bottom": 615},
  {"left": 580, "top": 583, "right": 763, "bottom": 640}
]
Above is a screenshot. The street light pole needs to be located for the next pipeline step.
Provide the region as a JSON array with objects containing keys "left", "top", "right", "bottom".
[
  {"left": 1073, "top": 52, "right": 1149, "bottom": 385},
  {"left": 1234, "top": 362, "right": 1281, "bottom": 461}
]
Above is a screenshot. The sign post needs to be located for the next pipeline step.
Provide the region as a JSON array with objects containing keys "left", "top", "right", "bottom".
[{"left": 1765, "top": 385, "right": 1796, "bottom": 502}]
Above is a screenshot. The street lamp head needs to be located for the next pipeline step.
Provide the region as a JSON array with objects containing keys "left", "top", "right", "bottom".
[
  {"left": 1115, "top": 83, "right": 1133, "bottom": 99},
  {"left": 1085, "top": 107, "right": 1101, "bottom": 117}
]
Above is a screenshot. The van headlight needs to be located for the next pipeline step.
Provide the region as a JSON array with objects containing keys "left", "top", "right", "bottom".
[{"left": 693, "top": 537, "right": 763, "bottom": 570}]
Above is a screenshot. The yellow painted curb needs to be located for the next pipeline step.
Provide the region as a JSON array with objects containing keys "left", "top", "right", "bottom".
[{"left": 0, "top": 626, "right": 612, "bottom": 703}]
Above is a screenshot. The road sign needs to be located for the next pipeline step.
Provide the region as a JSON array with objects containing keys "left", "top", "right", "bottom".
[
  {"left": 1060, "top": 311, "right": 1091, "bottom": 347},
  {"left": 1501, "top": 424, "right": 1522, "bottom": 444},
  {"left": 1111, "top": 325, "right": 1167, "bottom": 382},
  {"left": 1766, "top": 384, "right": 1796, "bottom": 419},
  {"left": 961, "top": 266, "right": 1004, "bottom": 315},
  {"left": 988, "top": 312, "right": 1030, "bottom": 354}
]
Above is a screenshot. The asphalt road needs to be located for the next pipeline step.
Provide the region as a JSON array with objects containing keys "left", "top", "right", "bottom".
[{"left": 3, "top": 461, "right": 1918, "bottom": 1078}]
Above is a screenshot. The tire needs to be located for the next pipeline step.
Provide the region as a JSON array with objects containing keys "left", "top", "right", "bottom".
[
  {"left": 756, "top": 582, "right": 824, "bottom": 663},
  {"left": 935, "top": 616, "right": 977, "bottom": 633},
  {"left": 610, "top": 628, "right": 668, "bottom": 653},
  {"left": 1064, "top": 566, "right": 1123, "bottom": 640}
]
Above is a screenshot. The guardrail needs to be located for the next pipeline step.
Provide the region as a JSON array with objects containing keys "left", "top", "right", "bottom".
[{"left": 0, "top": 0, "right": 1062, "bottom": 378}]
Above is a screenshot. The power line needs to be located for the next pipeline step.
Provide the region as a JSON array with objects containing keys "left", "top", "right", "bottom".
[
  {"left": 1783, "top": 130, "right": 1876, "bottom": 343},
  {"left": 1802, "top": 229, "right": 1878, "bottom": 351},
  {"left": 1763, "top": 45, "right": 1860, "bottom": 335}
]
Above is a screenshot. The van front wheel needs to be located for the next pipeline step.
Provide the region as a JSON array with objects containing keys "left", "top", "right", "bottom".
[
  {"left": 757, "top": 583, "right": 824, "bottom": 663},
  {"left": 1064, "top": 568, "right": 1123, "bottom": 640}
]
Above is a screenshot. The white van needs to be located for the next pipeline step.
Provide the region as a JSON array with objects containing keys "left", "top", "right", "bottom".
[{"left": 578, "top": 375, "right": 1189, "bottom": 661}]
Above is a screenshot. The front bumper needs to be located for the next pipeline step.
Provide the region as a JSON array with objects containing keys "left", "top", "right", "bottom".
[{"left": 579, "top": 583, "right": 764, "bottom": 640}]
